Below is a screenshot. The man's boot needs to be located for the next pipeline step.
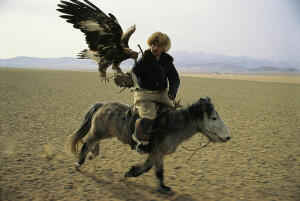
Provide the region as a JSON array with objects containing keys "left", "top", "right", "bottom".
[{"left": 132, "top": 118, "right": 154, "bottom": 154}]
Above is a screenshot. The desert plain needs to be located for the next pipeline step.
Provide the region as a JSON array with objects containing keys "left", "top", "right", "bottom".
[{"left": 0, "top": 67, "right": 299, "bottom": 200}]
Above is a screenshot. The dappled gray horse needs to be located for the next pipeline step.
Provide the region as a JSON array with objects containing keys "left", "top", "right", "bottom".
[{"left": 66, "top": 96, "right": 231, "bottom": 194}]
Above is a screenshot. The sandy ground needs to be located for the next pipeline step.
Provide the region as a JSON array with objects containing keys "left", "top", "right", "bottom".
[{"left": 0, "top": 68, "right": 299, "bottom": 201}]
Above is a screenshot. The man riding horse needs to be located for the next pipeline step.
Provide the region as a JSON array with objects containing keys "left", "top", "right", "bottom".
[
  {"left": 58, "top": 1, "right": 232, "bottom": 195},
  {"left": 130, "top": 32, "right": 180, "bottom": 154}
]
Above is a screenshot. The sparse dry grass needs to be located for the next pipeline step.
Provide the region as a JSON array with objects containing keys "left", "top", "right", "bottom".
[{"left": 1, "top": 67, "right": 299, "bottom": 200}]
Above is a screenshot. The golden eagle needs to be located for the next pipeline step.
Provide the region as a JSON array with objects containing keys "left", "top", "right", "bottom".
[{"left": 57, "top": 0, "right": 138, "bottom": 81}]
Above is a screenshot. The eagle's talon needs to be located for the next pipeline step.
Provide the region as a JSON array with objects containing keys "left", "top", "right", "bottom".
[
  {"left": 99, "top": 76, "right": 110, "bottom": 83},
  {"left": 103, "top": 78, "right": 110, "bottom": 83}
]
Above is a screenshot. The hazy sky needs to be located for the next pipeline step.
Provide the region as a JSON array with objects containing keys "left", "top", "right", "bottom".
[{"left": 1, "top": 0, "right": 299, "bottom": 62}]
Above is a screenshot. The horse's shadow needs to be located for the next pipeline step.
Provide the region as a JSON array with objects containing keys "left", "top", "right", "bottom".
[{"left": 82, "top": 170, "right": 197, "bottom": 201}]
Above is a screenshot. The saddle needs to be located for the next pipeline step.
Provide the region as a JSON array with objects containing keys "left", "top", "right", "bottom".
[{"left": 125, "top": 104, "right": 185, "bottom": 153}]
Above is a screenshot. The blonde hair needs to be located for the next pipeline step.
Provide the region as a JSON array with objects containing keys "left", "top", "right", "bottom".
[{"left": 147, "top": 32, "right": 171, "bottom": 52}]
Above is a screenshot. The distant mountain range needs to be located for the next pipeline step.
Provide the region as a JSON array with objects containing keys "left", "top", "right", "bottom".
[
  {"left": 1, "top": 51, "right": 299, "bottom": 73},
  {"left": 0, "top": 56, "right": 95, "bottom": 70}
]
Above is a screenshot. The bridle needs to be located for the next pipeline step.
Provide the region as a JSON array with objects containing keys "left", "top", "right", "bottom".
[{"left": 181, "top": 135, "right": 211, "bottom": 161}]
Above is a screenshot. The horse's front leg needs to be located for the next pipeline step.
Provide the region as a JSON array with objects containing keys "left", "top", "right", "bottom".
[
  {"left": 124, "top": 155, "right": 153, "bottom": 177},
  {"left": 154, "top": 157, "right": 175, "bottom": 195}
]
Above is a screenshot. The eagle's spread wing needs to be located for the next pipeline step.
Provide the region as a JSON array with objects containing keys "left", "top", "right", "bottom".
[
  {"left": 57, "top": 0, "right": 123, "bottom": 59},
  {"left": 58, "top": 0, "right": 139, "bottom": 81}
]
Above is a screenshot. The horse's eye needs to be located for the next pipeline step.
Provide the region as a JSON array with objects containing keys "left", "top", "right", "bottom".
[{"left": 212, "top": 117, "right": 217, "bottom": 120}]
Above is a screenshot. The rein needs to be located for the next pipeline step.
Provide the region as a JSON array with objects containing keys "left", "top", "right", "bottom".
[{"left": 181, "top": 135, "right": 211, "bottom": 161}]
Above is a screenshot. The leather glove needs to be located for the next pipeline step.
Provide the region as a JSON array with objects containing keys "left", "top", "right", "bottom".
[
  {"left": 114, "top": 72, "right": 134, "bottom": 88},
  {"left": 168, "top": 92, "right": 176, "bottom": 100}
]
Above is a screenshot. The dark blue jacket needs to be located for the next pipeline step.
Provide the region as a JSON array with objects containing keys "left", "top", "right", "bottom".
[{"left": 132, "top": 49, "right": 180, "bottom": 97}]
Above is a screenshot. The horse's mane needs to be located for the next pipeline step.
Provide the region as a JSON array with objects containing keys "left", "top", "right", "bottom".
[
  {"left": 182, "top": 97, "right": 214, "bottom": 121},
  {"left": 153, "top": 97, "right": 214, "bottom": 133}
]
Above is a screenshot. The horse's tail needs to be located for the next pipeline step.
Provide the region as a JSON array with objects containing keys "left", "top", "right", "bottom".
[{"left": 65, "top": 103, "right": 104, "bottom": 156}]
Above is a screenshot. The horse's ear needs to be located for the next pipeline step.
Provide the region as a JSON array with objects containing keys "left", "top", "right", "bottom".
[
  {"left": 204, "top": 96, "right": 211, "bottom": 103},
  {"left": 199, "top": 97, "right": 205, "bottom": 103},
  {"left": 200, "top": 96, "right": 211, "bottom": 103}
]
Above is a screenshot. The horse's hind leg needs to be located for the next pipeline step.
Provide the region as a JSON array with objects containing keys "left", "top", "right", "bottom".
[
  {"left": 76, "top": 134, "right": 99, "bottom": 170},
  {"left": 91, "top": 142, "right": 100, "bottom": 156},
  {"left": 88, "top": 142, "right": 100, "bottom": 160},
  {"left": 124, "top": 155, "right": 153, "bottom": 178}
]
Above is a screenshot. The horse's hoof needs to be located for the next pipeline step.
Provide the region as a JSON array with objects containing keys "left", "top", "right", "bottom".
[
  {"left": 75, "top": 162, "right": 81, "bottom": 171},
  {"left": 124, "top": 166, "right": 139, "bottom": 178},
  {"left": 124, "top": 171, "right": 134, "bottom": 178},
  {"left": 158, "top": 186, "right": 175, "bottom": 195}
]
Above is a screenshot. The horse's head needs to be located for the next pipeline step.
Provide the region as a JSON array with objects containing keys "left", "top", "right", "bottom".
[{"left": 192, "top": 96, "right": 231, "bottom": 143}]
